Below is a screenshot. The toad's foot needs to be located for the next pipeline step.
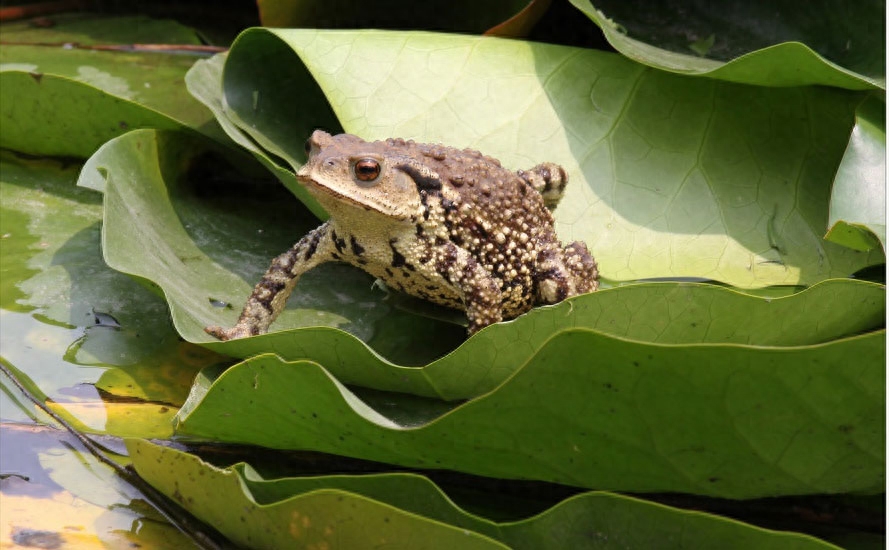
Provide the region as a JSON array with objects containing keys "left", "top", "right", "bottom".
[{"left": 204, "top": 324, "right": 255, "bottom": 341}]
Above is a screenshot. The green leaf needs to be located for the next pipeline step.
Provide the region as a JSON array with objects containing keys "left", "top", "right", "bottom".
[
  {"left": 184, "top": 52, "right": 331, "bottom": 219},
  {"left": 0, "top": 151, "right": 216, "bottom": 439},
  {"left": 127, "top": 439, "right": 841, "bottom": 549},
  {"left": 212, "top": 29, "right": 883, "bottom": 288},
  {"left": 175, "top": 330, "right": 885, "bottom": 498},
  {"left": 0, "top": 15, "right": 223, "bottom": 158},
  {"left": 0, "top": 13, "right": 204, "bottom": 46},
  {"left": 568, "top": 0, "right": 884, "bottom": 89},
  {"left": 85, "top": 128, "right": 885, "bottom": 397},
  {"left": 825, "top": 95, "right": 886, "bottom": 251},
  {"left": 126, "top": 439, "right": 509, "bottom": 549}
]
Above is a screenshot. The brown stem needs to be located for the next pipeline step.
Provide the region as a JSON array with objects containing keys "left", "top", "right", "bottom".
[{"left": 0, "top": 0, "right": 90, "bottom": 21}]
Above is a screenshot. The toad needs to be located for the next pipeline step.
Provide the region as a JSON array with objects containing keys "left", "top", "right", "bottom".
[{"left": 205, "top": 130, "right": 598, "bottom": 339}]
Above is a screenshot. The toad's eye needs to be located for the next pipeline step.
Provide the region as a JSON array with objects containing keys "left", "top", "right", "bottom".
[
  {"left": 304, "top": 139, "right": 312, "bottom": 156},
  {"left": 353, "top": 158, "right": 381, "bottom": 182}
]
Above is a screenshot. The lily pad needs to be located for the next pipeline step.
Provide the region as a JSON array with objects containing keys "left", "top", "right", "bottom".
[
  {"left": 185, "top": 52, "right": 332, "bottom": 219},
  {"left": 81, "top": 128, "right": 885, "bottom": 397},
  {"left": 825, "top": 95, "right": 886, "bottom": 252},
  {"left": 175, "top": 329, "right": 886, "bottom": 498},
  {"left": 212, "top": 28, "right": 883, "bottom": 288},
  {"left": 127, "top": 439, "right": 841, "bottom": 549},
  {"left": 568, "top": 0, "right": 885, "bottom": 89},
  {"left": 0, "top": 13, "right": 204, "bottom": 46},
  {"left": 0, "top": 16, "right": 223, "bottom": 158},
  {"left": 127, "top": 439, "right": 508, "bottom": 549},
  {"left": 0, "top": 151, "right": 214, "bottom": 439}
]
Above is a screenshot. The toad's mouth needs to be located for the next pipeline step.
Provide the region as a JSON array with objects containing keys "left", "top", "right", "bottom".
[
  {"left": 297, "top": 175, "right": 412, "bottom": 220},
  {"left": 298, "top": 175, "right": 354, "bottom": 203}
]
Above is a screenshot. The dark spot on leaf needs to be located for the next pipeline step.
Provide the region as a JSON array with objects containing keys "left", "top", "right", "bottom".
[{"left": 28, "top": 72, "right": 43, "bottom": 83}]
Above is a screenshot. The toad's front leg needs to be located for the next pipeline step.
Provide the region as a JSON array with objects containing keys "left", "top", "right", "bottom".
[{"left": 205, "top": 222, "right": 336, "bottom": 340}]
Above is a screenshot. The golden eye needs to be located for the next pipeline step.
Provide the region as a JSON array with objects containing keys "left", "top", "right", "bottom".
[{"left": 354, "top": 158, "right": 381, "bottom": 182}]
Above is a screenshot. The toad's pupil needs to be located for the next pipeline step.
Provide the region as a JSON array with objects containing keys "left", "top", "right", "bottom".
[
  {"left": 354, "top": 159, "right": 381, "bottom": 181},
  {"left": 304, "top": 139, "right": 312, "bottom": 155}
]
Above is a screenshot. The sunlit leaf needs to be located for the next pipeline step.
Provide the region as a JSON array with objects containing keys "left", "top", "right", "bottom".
[
  {"left": 176, "top": 330, "right": 885, "bottom": 498},
  {"left": 213, "top": 29, "right": 883, "bottom": 288},
  {"left": 825, "top": 95, "right": 886, "bottom": 251},
  {"left": 83, "top": 129, "right": 885, "bottom": 397},
  {"left": 128, "top": 439, "right": 841, "bottom": 549},
  {"left": 127, "top": 439, "right": 509, "bottom": 549}
]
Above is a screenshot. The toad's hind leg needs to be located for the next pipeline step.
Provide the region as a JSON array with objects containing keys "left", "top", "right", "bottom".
[
  {"left": 535, "top": 241, "right": 599, "bottom": 304},
  {"left": 435, "top": 242, "right": 503, "bottom": 334},
  {"left": 205, "top": 222, "right": 335, "bottom": 341}
]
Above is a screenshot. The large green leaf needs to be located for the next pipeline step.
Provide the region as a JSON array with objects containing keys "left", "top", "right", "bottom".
[
  {"left": 0, "top": 151, "right": 217, "bottom": 438},
  {"left": 127, "top": 439, "right": 508, "bottom": 549},
  {"left": 211, "top": 29, "right": 883, "bottom": 288},
  {"left": 127, "top": 439, "right": 841, "bottom": 549},
  {"left": 825, "top": 95, "right": 886, "bottom": 252},
  {"left": 0, "top": 15, "right": 223, "bottom": 158},
  {"left": 185, "top": 52, "right": 332, "bottom": 219},
  {"left": 175, "top": 330, "right": 886, "bottom": 498},
  {"left": 568, "top": 0, "right": 885, "bottom": 89},
  {"left": 82, "top": 128, "right": 885, "bottom": 398}
]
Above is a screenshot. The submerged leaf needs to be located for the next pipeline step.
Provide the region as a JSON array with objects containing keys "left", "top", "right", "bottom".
[
  {"left": 176, "top": 330, "right": 886, "bottom": 498},
  {"left": 0, "top": 151, "right": 215, "bottom": 438},
  {"left": 0, "top": 31, "right": 221, "bottom": 158}
]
